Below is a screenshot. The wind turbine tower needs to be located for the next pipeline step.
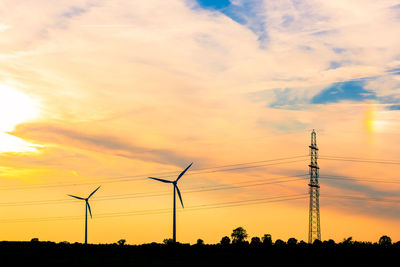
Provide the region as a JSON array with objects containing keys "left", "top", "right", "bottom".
[
  {"left": 68, "top": 186, "right": 101, "bottom": 244},
  {"left": 149, "top": 163, "right": 192, "bottom": 243},
  {"left": 308, "top": 129, "right": 321, "bottom": 243}
]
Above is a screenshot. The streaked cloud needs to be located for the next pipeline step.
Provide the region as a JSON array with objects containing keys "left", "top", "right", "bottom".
[
  {"left": 258, "top": 119, "right": 310, "bottom": 133},
  {"left": 11, "top": 123, "right": 203, "bottom": 167}
]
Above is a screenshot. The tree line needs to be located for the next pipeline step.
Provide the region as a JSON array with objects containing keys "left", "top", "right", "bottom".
[
  {"left": 161, "top": 226, "right": 398, "bottom": 248},
  {"left": 24, "top": 226, "right": 398, "bottom": 248}
]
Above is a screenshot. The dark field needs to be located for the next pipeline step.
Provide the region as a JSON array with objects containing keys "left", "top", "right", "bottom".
[{"left": 0, "top": 241, "right": 398, "bottom": 266}]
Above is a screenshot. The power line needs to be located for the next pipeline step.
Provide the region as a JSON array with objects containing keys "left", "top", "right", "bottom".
[
  {"left": 321, "top": 155, "right": 400, "bottom": 162},
  {"left": 2, "top": 154, "right": 399, "bottom": 192},
  {"left": 0, "top": 156, "right": 308, "bottom": 191},
  {"left": 0, "top": 194, "right": 399, "bottom": 223},
  {"left": 0, "top": 193, "right": 309, "bottom": 223},
  {"left": 3, "top": 154, "right": 398, "bottom": 191},
  {"left": 2, "top": 171, "right": 400, "bottom": 207},
  {"left": 3, "top": 192, "right": 399, "bottom": 224},
  {"left": 320, "top": 156, "right": 400, "bottom": 165},
  {"left": 0, "top": 174, "right": 309, "bottom": 207},
  {"left": 324, "top": 194, "right": 400, "bottom": 203},
  {"left": 320, "top": 175, "right": 400, "bottom": 185}
]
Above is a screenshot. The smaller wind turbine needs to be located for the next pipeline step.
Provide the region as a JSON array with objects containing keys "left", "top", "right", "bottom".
[
  {"left": 149, "top": 163, "right": 192, "bottom": 243},
  {"left": 68, "top": 186, "right": 101, "bottom": 244}
]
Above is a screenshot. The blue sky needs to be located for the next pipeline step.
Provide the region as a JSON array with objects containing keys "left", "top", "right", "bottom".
[
  {"left": 311, "top": 80, "right": 376, "bottom": 104},
  {"left": 255, "top": 77, "right": 400, "bottom": 110},
  {"left": 195, "top": 0, "right": 267, "bottom": 42},
  {"left": 194, "top": 0, "right": 400, "bottom": 111}
]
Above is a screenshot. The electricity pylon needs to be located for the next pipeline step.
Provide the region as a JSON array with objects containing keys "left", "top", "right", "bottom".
[{"left": 308, "top": 129, "right": 321, "bottom": 243}]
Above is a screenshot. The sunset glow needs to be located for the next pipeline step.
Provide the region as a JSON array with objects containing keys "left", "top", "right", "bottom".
[
  {"left": 0, "top": 84, "right": 41, "bottom": 152},
  {"left": 0, "top": 0, "right": 400, "bottom": 245}
]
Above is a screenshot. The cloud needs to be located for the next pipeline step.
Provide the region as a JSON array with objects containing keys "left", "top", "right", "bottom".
[
  {"left": 256, "top": 77, "right": 399, "bottom": 110},
  {"left": 11, "top": 123, "right": 200, "bottom": 168},
  {"left": 268, "top": 88, "right": 310, "bottom": 110},
  {"left": 387, "top": 67, "right": 400, "bottom": 75},
  {"left": 61, "top": 6, "right": 88, "bottom": 19},
  {"left": 328, "top": 61, "right": 343, "bottom": 70},
  {"left": 386, "top": 104, "right": 400, "bottom": 110},
  {"left": 258, "top": 119, "right": 310, "bottom": 133},
  {"left": 322, "top": 174, "right": 400, "bottom": 220}
]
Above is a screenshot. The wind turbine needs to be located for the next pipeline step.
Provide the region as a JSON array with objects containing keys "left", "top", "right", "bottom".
[
  {"left": 68, "top": 186, "right": 101, "bottom": 244},
  {"left": 149, "top": 163, "right": 192, "bottom": 243}
]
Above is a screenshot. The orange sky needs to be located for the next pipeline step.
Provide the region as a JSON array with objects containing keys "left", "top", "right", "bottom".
[{"left": 0, "top": 0, "right": 400, "bottom": 244}]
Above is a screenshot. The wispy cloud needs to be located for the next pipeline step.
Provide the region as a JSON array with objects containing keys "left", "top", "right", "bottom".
[
  {"left": 323, "top": 173, "right": 400, "bottom": 220},
  {"left": 11, "top": 123, "right": 200, "bottom": 167},
  {"left": 258, "top": 118, "right": 310, "bottom": 133}
]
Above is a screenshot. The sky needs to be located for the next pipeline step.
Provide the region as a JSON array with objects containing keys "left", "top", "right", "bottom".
[{"left": 0, "top": 0, "right": 400, "bottom": 244}]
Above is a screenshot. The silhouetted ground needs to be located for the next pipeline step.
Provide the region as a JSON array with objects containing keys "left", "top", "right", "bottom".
[{"left": 0, "top": 241, "right": 398, "bottom": 266}]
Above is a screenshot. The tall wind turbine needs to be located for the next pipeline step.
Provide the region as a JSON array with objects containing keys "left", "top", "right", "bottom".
[
  {"left": 68, "top": 186, "right": 101, "bottom": 244},
  {"left": 149, "top": 163, "right": 192, "bottom": 243}
]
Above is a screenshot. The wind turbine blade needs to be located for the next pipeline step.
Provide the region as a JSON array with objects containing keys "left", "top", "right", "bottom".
[
  {"left": 87, "top": 201, "right": 92, "bottom": 218},
  {"left": 88, "top": 186, "right": 101, "bottom": 199},
  {"left": 68, "top": 194, "right": 85, "bottom": 200},
  {"left": 175, "top": 185, "right": 184, "bottom": 208},
  {"left": 176, "top": 162, "right": 193, "bottom": 182},
  {"left": 148, "top": 177, "right": 173, "bottom": 183}
]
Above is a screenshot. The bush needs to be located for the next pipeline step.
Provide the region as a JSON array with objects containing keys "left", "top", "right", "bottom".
[
  {"left": 274, "top": 239, "right": 286, "bottom": 247},
  {"left": 118, "top": 239, "right": 126, "bottom": 246},
  {"left": 220, "top": 236, "right": 231, "bottom": 246},
  {"left": 262, "top": 234, "right": 272, "bottom": 247},
  {"left": 287, "top": 238, "right": 298, "bottom": 246},
  {"left": 250, "top": 237, "right": 262, "bottom": 247},
  {"left": 196, "top": 239, "right": 204, "bottom": 246},
  {"left": 379, "top": 236, "right": 392, "bottom": 247}
]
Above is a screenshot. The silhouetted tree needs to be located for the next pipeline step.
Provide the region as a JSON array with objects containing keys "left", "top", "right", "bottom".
[
  {"left": 379, "top": 235, "right": 392, "bottom": 247},
  {"left": 342, "top": 237, "right": 353, "bottom": 245},
  {"left": 262, "top": 234, "right": 272, "bottom": 247},
  {"left": 118, "top": 239, "right": 126, "bottom": 246},
  {"left": 220, "top": 236, "right": 231, "bottom": 246},
  {"left": 287, "top": 238, "right": 298, "bottom": 246},
  {"left": 312, "top": 239, "right": 322, "bottom": 247},
  {"left": 31, "top": 238, "right": 39, "bottom": 242},
  {"left": 250, "top": 237, "right": 262, "bottom": 247},
  {"left": 196, "top": 239, "right": 204, "bottom": 246},
  {"left": 274, "top": 239, "right": 285, "bottom": 247},
  {"left": 323, "top": 239, "right": 336, "bottom": 248},
  {"left": 231, "top": 227, "right": 248, "bottom": 244},
  {"left": 298, "top": 240, "right": 308, "bottom": 248}
]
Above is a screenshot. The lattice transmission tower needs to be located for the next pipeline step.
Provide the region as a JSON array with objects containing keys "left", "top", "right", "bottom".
[{"left": 308, "top": 129, "right": 321, "bottom": 243}]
